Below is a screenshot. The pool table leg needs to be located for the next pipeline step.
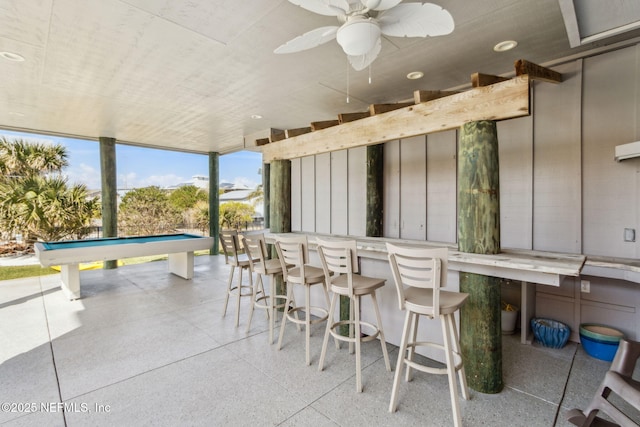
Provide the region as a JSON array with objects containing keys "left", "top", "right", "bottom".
[
  {"left": 168, "top": 252, "right": 194, "bottom": 279},
  {"left": 60, "top": 264, "right": 81, "bottom": 300}
]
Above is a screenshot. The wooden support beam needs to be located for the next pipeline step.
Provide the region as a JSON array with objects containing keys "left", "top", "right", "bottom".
[
  {"left": 310, "top": 120, "right": 339, "bottom": 131},
  {"left": 271, "top": 128, "right": 286, "bottom": 142},
  {"left": 244, "top": 128, "right": 284, "bottom": 148},
  {"left": 414, "top": 90, "right": 459, "bottom": 104},
  {"left": 262, "top": 75, "right": 531, "bottom": 162},
  {"left": 515, "top": 59, "right": 562, "bottom": 83},
  {"left": 285, "top": 127, "right": 312, "bottom": 138},
  {"left": 338, "top": 111, "right": 370, "bottom": 124},
  {"left": 471, "top": 73, "right": 510, "bottom": 87},
  {"left": 369, "top": 102, "right": 414, "bottom": 115}
]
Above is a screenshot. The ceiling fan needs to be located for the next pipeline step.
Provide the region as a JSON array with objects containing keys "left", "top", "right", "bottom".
[{"left": 274, "top": 0, "right": 455, "bottom": 71}]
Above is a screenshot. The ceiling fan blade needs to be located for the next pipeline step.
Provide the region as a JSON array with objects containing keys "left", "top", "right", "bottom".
[
  {"left": 274, "top": 26, "right": 339, "bottom": 54},
  {"left": 360, "top": 0, "right": 402, "bottom": 11},
  {"left": 288, "top": 0, "right": 350, "bottom": 17},
  {"left": 348, "top": 37, "right": 381, "bottom": 71},
  {"left": 378, "top": 3, "right": 454, "bottom": 37}
]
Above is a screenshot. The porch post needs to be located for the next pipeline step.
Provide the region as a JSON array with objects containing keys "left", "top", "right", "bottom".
[
  {"left": 209, "top": 152, "right": 219, "bottom": 255},
  {"left": 263, "top": 162, "right": 270, "bottom": 229},
  {"left": 457, "top": 120, "right": 503, "bottom": 393},
  {"left": 99, "top": 137, "right": 117, "bottom": 269},
  {"left": 270, "top": 159, "right": 291, "bottom": 298}
]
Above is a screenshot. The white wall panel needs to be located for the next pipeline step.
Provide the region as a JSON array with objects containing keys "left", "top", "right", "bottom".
[
  {"left": 384, "top": 140, "right": 401, "bottom": 238},
  {"left": 300, "top": 156, "right": 315, "bottom": 232},
  {"left": 331, "top": 150, "right": 348, "bottom": 235},
  {"left": 533, "top": 61, "right": 582, "bottom": 253},
  {"left": 498, "top": 116, "right": 533, "bottom": 249},
  {"left": 348, "top": 147, "right": 366, "bottom": 236},
  {"left": 400, "top": 135, "right": 427, "bottom": 240},
  {"left": 315, "top": 153, "right": 331, "bottom": 233},
  {"left": 291, "top": 158, "right": 301, "bottom": 231},
  {"left": 426, "top": 130, "right": 457, "bottom": 243},
  {"left": 582, "top": 46, "right": 640, "bottom": 258}
]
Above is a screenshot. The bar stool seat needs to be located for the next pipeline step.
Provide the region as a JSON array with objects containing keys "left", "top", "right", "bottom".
[
  {"left": 317, "top": 238, "right": 391, "bottom": 392},
  {"left": 386, "top": 243, "right": 470, "bottom": 427}
]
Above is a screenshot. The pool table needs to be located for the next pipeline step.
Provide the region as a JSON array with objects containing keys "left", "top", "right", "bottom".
[{"left": 34, "top": 233, "right": 214, "bottom": 300}]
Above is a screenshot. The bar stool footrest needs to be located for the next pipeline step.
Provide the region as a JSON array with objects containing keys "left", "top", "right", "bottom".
[
  {"left": 328, "top": 320, "right": 381, "bottom": 344},
  {"left": 253, "top": 294, "right": 288, "bottom": 311},
  {"left": 285, "top": 306, "right": 328, "bottom": 326},
  {"left": 404, "top": 341, "right": 464, "bottom": 374}
]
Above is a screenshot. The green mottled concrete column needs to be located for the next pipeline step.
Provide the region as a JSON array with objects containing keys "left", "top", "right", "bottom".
[
  {"left": 99, "top": 137, "right": 117, "bottom": 269},
  {"left": 263, "top": 162, "right": 270, "bottom": 229},
  {"left": 270, "top": 160, "right": 291, "bottom": 299},
  {"left": 209, "top": 152, "right": 219, "bottom": 255},
  {"left": 457, "top": 120, "right": 503, "bottom": 394}
]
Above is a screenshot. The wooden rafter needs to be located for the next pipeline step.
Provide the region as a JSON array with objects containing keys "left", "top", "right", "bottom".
[
  {"left": 515, "top": 59, "right": 562, "bottom": 83},
  {"left": 472, "top": 73, "right": 510, "bottom": 87},
  {"left": 338, "top": 111, "right": 370, "bottom": 124},
  {"left": 285, "top": 127, "right": 312, "bottom": 138},
  {"left": 262, "top": 75, "right": 531, "bottom": 162},
  {"left": 414, "top": 90, "right": 459, "bottom": 104},
  {"left": 310, "top": 120, "right": 339, "bottom": 131}
]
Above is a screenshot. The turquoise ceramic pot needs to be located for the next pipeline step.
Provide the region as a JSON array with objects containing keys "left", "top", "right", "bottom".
[{"left": 531, "top": 318, "right": 570, "bottom": 349}]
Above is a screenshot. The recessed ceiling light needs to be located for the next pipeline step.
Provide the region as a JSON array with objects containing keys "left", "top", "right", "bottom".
[
  {"left": 493, "top": 40, "right": 518, "bottom": 52},
  {"left": 250, "top": 114, "right": 263, "bottom": 120},
  {"left": 0, "top": 51, "right": 25, "bottom": 62},
  {"left": 406, "top": 71, "right": 424, "bottom": 80}
]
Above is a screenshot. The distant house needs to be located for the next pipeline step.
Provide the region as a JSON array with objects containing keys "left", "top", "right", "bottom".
[{"left": 219, "top": 189, "right": 263, "bottom": 222}]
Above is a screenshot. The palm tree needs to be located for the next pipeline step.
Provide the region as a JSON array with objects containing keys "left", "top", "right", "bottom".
[
  {"left": 0, "top": 137, "right": 98, "bottom": 242},
  {"left": 0, "top": 137, "right": 68, "bottom": 181}
]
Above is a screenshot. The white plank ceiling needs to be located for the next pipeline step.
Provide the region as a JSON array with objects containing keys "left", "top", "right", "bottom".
[{"left": 1, "top": 0, "right": 640, "bottom": 154}]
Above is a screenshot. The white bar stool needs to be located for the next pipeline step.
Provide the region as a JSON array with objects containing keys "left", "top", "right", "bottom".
[
  {"left": 219, "top": 230, "right": 258, "bottom": 327},
  {"left": 242, "top": 233, "right": 287, "bottom": 344},
  {"left": 275, "top": 234, "right": 331, "bottom": 366},
  {"left": 386, "top": 243, "right": 470, "bottom": 427},
  {"left": 316, "top": 238, "right": 391, "bottom": 392}
]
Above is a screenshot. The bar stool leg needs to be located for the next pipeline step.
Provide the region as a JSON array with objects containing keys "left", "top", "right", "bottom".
[
  {"left": 222, "top": 265, "right": 235, "bottom": 317},
  {"left": 349, "top": 298, "right": 355, "bottom": 355},
  {"left": 442, "top": 313, "right": 462, "bottom": 427},
  {"left": 305, "top": 285, "right": 311, "bottom": 365},
  {"left": 390, "top": 310, "right": 412, "bottom": 412},
  {"left": 268, "top": 274, "right": 275, "bottom": 344},
  {"left": 370, "top": 292, "right": 391, "bottom": 371},
  {"left": 277, "top": 284, "right": 293, "bottom": 351},
  {"left": 448, "top": 313, "right": 469, "bottom": 400},
  {"left": 245, "top": 273, "right": 260, "bottom": 334},
  {"left": 355, "top": 295, "right": 362, "bottom": 392},
  {"left": 318, "top": 292, "right": 338, "bottom": 371},
  {"left": 406, "top": 314, "right": 420, "bottom": 382}
]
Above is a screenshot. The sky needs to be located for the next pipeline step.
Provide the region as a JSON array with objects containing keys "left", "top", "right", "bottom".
[{"left": 0, "top": 129, "right": 263, "bottom": 190}]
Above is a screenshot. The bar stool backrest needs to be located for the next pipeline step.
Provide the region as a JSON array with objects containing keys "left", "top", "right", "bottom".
[
  {"left": 316, "top": 238, "right": 358, "bottom": 295},
  {"left": 219, "top": 230, "right": 241, "bottom": 266},
  {"left": 241, "top": 233, "right": 267, "bottom": 271},
  {"left": 386, "top": 244, "right": 448, "bottom": 318},
  {"left": 274, "top": 234, "right": 309, "bottom": 284}
]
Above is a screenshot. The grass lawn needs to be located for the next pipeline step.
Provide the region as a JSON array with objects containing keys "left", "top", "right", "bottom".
[{"left": 0, "top": 250, "right": 211, "bottom": 282}]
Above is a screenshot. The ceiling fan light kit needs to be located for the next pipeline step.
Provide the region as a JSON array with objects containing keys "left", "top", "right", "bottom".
[
  {"left": 276, "top": 0, "right": 454, "bottom": 71},
  {"left": 336, "top": 17, "right": 381, "bottom": 56}
]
